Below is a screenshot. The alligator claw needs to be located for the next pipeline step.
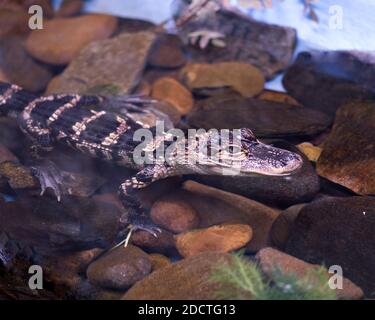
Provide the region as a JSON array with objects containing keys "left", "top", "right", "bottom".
[{"left": 188, "top": 29, "right": 226, "bottom": 49}]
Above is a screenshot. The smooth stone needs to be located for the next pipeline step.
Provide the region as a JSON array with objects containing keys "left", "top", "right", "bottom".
[
  {"left": 178, "top": 8, "right": 296, "bottom": 79},
  {"left": 297, "top": 142, "right": 322, "bottom": 162},
  {"left": 0, "top": 7, "right": 29, "bottom": 38},
  {"left": 0, "top": 36, "right": 53, "bottom": 92},
  {"left": 47, "top": 31, "right": 157, "bottom": 94},
  {"left": 0, "top": 144, "right": 19, "bottom": 163},
  {"left": 182, "top": 181, "right": 280, "bottom": 252},
  {"left": 149, "top": 253, "right": 171, "bottom": 271},
  {"left": 257, "top": 90, "right": 301, "bottom": 106},
  {"left": 151, "top": 192, "right": 200, "bottom": 233},
  {"left": 180, "top": 62, "right": 265, "bottom": 98},
  {"left": 175, "top": 224, "right": 252, "bottom": 258},
  {"left": 26, "top": 14, "right": 118, "bottom": 65},
  {"left": 285, "top": 196, "right": 375, "bottom": 297},
  {"left": 115, "top": 17, "right": 156, "bottom": 36},
  {"left": 55, "top": 0, "right": 83, "bottom": 17},
  {"left": 122, "top": 252, "right": 233, "bottom": 300},
  {"left": 187, "top": 96, "right": 332, "bottom": 138},
  {"left": 192, "top": 142, "right": 320, "bottom": 207},
  {"left": 0, "top": 161, "right": 37, "bottom": 190},
  {"left": 256, "top": 247, "right": 364, "bottom": 300},
  {"left": 317, "top": 101, "right": 375, "bottom": 195},
  {"left": 283, "top": 50, "right": 375, "bottom": 118},
  {"left": 87, "top": 245, "right": 152, "bottom": 290},
  {"left": 131, "top": 229, "right": 177, "bottom": 256},
  {"left": 151, "top": 77, "right": 194, "bottom": 115}
]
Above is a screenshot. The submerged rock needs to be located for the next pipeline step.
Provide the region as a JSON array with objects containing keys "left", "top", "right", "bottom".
[
  {"left": 26, "top": 14, "right": 118, "bottom": 65},
  {"left": 317, "top": 101, "right": 375, "bottom": 195},
  {"left": 283, "top": 50, "right": 375, "bottom": 118},
  {"left": 47, "top": 31, "right": 157, "bottom": 95},
  {"left": 285, "top": 196, "right": 375, "bottom": 297},
  {"left": 187, "top": 96, "right": 332, "bottom": 138},
  {"left": 178, "top": 8, "right": 296, "bottom": 79}
]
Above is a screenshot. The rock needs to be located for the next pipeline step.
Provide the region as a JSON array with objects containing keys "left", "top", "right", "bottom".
[
  {"left": 0, "top": 195, "right": 122, "bottom": 254},
  {"left": 256, "top": 247, "right": 364, "bottom": 300},
  {"left": 178, "top": 8, "right": 296, "bottom": 79},
  {"left": 131, "top": 229, "right": 177, "bottom": 256},
  {"left": 180, "top": 62, "right": 265, "bottom": 98},
  {"left": 0, "top": 144, "right": 19, "bottom": 163},
  {"left": 182, "top": 181, "right": 280, "bottom": 252},
  {"left": 283, "top": 50, "right": 375, "bottom": 118},
  {"left": 123, "top": 252, "right": 233, "bottom": 299},
  {"left": 0, "top": 7, "right": 29, "bottom": 38},
  {"left": 47, "top": 31, "right": 157, "bottom": 95},
  {"left": 317, "top": 102, "right": 375, "bottom": 195},
  {"left": 149, "top": 253, "right": 171, "bottom": 271},
  {"left": 270, "top": 203, "right": 306, "bottom": 250},
  {"left": 22, "top": 0, "right": 54, "bottom": 18},
  {"left": 87, "top": 245, "right": 152, "bottom": 290},
  {"left": 257, "top": 90, "right": 300, "bottom": 106},
  {"left": 151, "top": 77, "right": 194, "bottom": 115},
  {"left": 176, "top": 224, "right": 252, "bottom": 258},
  {"left": 0, "top": 161, "right": 37, "bottom": 190},
  {"left": 0, "top": 36, "right": 53, "bottom": 92},
  {"left": 192, "top": 142, "right": 320, "bottom": 207},
  {"left": 26, "top": 14, "right": 118, "bottom": 65},
  {"left": 115, "top": 18, "right": 156, "bottom": 36},
  {"left": 297, "top": 142, "right": 322, "bottom": 162},
  {"left": 148, "top": 33, "right": 186, "bottom": 68},
  {"left": 187, "top": 96, "right": 332, "bottom": 138},
  {"left": 285, "top": 196, "right": 375, "bottom": 297},
  {"left": 150, "top": 192, "right": 199, "bottom": 233},
  {"left": 56, "top": 0, "right": 83, "bottom": 17}
]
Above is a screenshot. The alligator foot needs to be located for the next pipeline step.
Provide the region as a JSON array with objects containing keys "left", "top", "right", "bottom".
[{"left": 188, "top": 29, "right": 226, "bottom": 49}]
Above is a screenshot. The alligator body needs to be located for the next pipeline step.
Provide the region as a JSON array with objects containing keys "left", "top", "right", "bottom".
[{"left": 0, "top": 82, "right": 303, "bottom": 248}]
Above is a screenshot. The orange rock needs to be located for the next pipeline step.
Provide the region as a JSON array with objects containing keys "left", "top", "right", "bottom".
[
  {"left": 26, "top": 14, "right": 118, "bottom": 65},
  {"left": 56, "top": 0, "right": 83, "bottom": 17},
  {"left": 258, "top": 90, "right": 301, "bottom": 106},
  {"left": 151, "top": 77, "right": 194, "bottom": 115},
  {"left": 175, "top": 224, "right": 252, "bottom": 258},
  {"left": 180, "top": 62, "right": 265, "bottom": 98},
  {"left": 149, "top": 253, "right": 171, "bottom": 271}
]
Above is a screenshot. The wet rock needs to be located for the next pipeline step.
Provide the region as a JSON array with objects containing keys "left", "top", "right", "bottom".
[
  {"left": 150, "top": 192, "right": 200, "bottom": 233},
  {"left": 47, "top": 31, "right": 157, "bottom": 95},
  {"left": 151, "top": 77, "right": 194, "bottom": 115},
  {"left": 131, "top": 229, "right": 177, "bottom": 256},
  {"left": 176, "top": 224, "right": 252, "bottom": 258},
  {"left": 180, "top": 62, "right": 265, "bottom": 98},
  {"left": 317, "top": 101, "right": 375, "bottom": 195},
  {"left": 257, "top": 90, "right": 301, "bottom": 106},
  {"left": 182, "top": 181, "right": 280, "bottom": 252},
  {"left": 149, "top": 33, "right": 186, "bottom": 68},
  {"left": 63, "top": 171, "right": 106, "bottom": 198},
  {"left": 123, "top": 252, "right": 233, "bottom": 300},
  {"left": 187, "top": 96, "right": 332, "bottom": 138},
  {"left": 115, "top": 18, "right": 156, "bottom": 35},
  {"left": 26, "top": 14, "right": 118, "bottom": 65},
  {"left": 0, "top": 161, "right": 37, "bottom": 190},
  {"left": 0, "top": 7, "right": 29, "bottom": 38},
  {"left": 285, "top": 196, "right": 375, "bottom": 297},
  {"left": 87, "top": 245, "right": 152, "bottom": 290},
  {"left": 55, "top": 0, "right": 83, "bottom": 17},
  {"left": 270, "top": 203, "right": 306, "bottom": 250},
  {"left": 149, "top": 253, "right": 171, "bottom": 271},
  {"left": 193, "top": 142, "right": 320, "bottom": 207},
  {"left": 0, "top": 144, "right": 19, "bottom": 163},
  {"left": 178, "top": 8, "right": 296, "bottom": 79},
  {"left": 0, "top": 36, "right": 53, "bottom": 92},
  {"left": 297, "top": 142, "right": 322, "bottom": 162},
  {"left": 256, "top": 247, "right": 364, "bottom": 300},
  {"left": 283, "top": 50, "right": 375, "bottom": 118},
  {"left": 0, "top": 195, "right": 122, "bottom": 254}
]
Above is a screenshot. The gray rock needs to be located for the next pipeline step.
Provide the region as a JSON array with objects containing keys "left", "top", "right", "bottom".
[
  {"left": 285, "top": 196, "right": 375, "bottom": 297},
  {"left": 283, "top": 50, "right": 375, "bottom": 118},
  {"left": 187, "top": 96, "right": 332, "bottom": 138}
]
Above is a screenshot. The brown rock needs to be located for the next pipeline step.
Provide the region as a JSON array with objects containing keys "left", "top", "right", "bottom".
[
  {"left": 0, "top": 161, "right": 37, "bottom": 190},
  {"left": 123, "top": 252, "right": 233, "bottom": 300},
  {"left": 149, "top": 33, "right": 186, "bottom": 68},
  {"left": 115, "top": 18, "right": 156, "bottom": 35},
  {"left": 258, "top": 90, "right": 300, "bottom": 106},
  {"left": 256, "top": 247, "right": 364, "bottom": 300},
  {"left": 149, "top": 253, "right": 171, "bottom": 271},
  {"left": 182, "top": 181, "right": 280, "bottom": 252},
  {"left": 131, "top": 229, "right": 177, "bottom": 255},
  {"left": 285, "top": 196, "right": 375, "bottom": 297},
  {"left": 151, "top": 192, "right": 199, "bottom": 233},
  {"left": 26, "top": 14, "right": 118, "bottom": 65},
  {"left": 180, "top": 62, "right": 265, "bottom": 98},
  {"left": 297, "top": 142, "right": 322, "bottom": 162},
  {"left": 47, "top": 31, "right": 156, "bottom": 94},
  {"left": 0, "top": 8, "right": 29, "bottom": 38},
  {"left": 151, "top": 77, "right": 194, "bottom": 115},
  {"left": 0, "top": 144, "right": 19, "bottom": 163},
  {"left": 317, "top": 101, "right": 375, "bottom": 195},
  {"left": 56, "top": 0, "right": 83, "bottom": 17},
  {"left": 176, "top": 224, "right": 252, "bottom": 258},
  {"left": 87, "top": 245, "right": 152, "bottom": 290}
]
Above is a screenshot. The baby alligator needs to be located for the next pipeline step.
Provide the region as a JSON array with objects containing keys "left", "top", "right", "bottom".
[{"left": 0, "top": 82, "right": 303, "bottom": 247}]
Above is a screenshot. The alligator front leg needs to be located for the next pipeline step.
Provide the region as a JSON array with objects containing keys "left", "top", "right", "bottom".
[{"left": 117, "top": 164, "right": 171, "bottom": 247}]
